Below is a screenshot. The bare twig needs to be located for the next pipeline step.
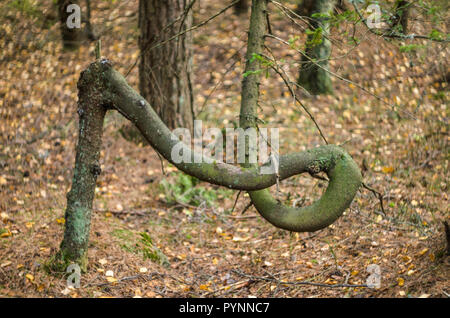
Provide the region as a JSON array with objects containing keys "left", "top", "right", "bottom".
[
  {"left": 263, "top": 49, "right": 329, "bottom": 144},
  {"left": 241, "top": 201, "right": 253, "bottom": 215},
  {"left": 362, "top": 182, "right": 386, "bottom": 215},
  {"left": 265, "top": 33, "right": 419, "bottom": 120},
  {"left": 231, "top": 191, "right": 242, "bottom": 214},
  {"left": 232, "top": 269, "right": 368, "bottom": 288},
  {"left": 125, "top": 0, "right": 240, "bottom": 77}
]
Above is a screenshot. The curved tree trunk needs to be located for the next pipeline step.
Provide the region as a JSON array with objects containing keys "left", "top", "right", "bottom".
[
  {"left": 51, "top": 0, "right": 361, "bottom": 271},
  {"left": 297, "top": 0, "right": 336, "bottom": 95},
  {"left": 138, "top": 0, "right": 194, "bottom": 133}
]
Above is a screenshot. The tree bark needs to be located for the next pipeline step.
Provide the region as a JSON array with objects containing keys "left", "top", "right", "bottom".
[
  {"left": 234, "top": 0, "right": 249, "bottom": 15},
  {"left": 391, "top": 0, "right": 410, "bottom": 34},
  {"left": 58, "top": 0, "right": 96, "bottom": 50},
  {"left": 138, "top": 0, "right": 194, "bottom": 133},
  {"left": 297, "top": 0, "right": 336, "bottom": 95},
  {"left": 296, "top": 0, "right": 315, "bottom": 16},
  {"left": 52, "top": 0, "right": 361, "bottom": 270},
  {"left": 49, "top": 63, "right": 107, "bottom": 272},
  {"left": 58, "top": 0, "right": 84, "bottom": 50}
]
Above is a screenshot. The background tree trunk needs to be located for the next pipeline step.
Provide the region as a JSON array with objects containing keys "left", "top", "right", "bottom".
[
  {"left": 138, "top": 0, "right": 194, "bottom": 133},
  {"left": 295, "top": 0, "right": 314, "bottom": 16},
  {"left": 234, "top": 0, "right": 249, "bottom": 15},
  {"left": 391, "top": 0, "right": 410, "bottom": 34},
  {"left": 58, "top": 0, "right": 84, "bottom": 50},
  {"left": 297, "top": 0, "right": 336, "bottom": 95},
  {"left": 58, "top": 0, "right": 96, "bottom": 50}
]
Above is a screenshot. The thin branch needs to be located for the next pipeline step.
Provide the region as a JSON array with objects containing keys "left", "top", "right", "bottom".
[
  {"left": 125, "top": 0, "right": 240, "bottom": 77},
  {"left": 351, "top": 1, "right": 449, "bottom": 43},
  {"left": 232, "top": 269, "right": 368, "bottom": 288},
  {"left": 362, "top": 182, "right": 386, "bottom": 215},
  {"left": 263, "top": 50, "right": 329, "bottom": 144},
  {"left": 265, "top": 33, "right": 419, "bottom": 120},
  {"left": 231, "top": 191, "right": 242, "bottom": 214}
]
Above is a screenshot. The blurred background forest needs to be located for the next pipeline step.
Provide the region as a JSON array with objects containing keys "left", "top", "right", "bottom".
[{"left": 0, "top": 0, "right": 448, "bottom": 297}]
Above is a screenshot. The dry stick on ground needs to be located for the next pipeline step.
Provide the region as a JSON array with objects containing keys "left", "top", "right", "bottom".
[
  {"left": 231, "top": 269, "right": 368, "bottom": 288},
  {"left": 94, "top": 209, "right": 150, "bottom": 216}
]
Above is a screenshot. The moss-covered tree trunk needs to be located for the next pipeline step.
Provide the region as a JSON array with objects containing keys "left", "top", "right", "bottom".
[
  {"left": 138, "top": 0, "right": 194, "bottom": 132},
  {"left": 52, "top": 0, "right": 361, "bottom": 271},
  {"left": 50, "top": 63, "right": 107, "bottom": 272},
  {"left": 297, "top": 0, "right": 336, "bottom": 95}
]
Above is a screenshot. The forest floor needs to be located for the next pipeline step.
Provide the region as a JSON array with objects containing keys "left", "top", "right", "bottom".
[{"left": 0, "top": 0, "right": 448, "bottom": 298}]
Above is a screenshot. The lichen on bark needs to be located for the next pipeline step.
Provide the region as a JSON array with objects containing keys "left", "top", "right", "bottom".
[{"left": 49, "top": 62, "right": 108, "bottom": 273}]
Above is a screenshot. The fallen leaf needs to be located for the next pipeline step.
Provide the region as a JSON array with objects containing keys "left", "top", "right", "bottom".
[
  {"left": 106, "top": 277, "right": 117, "bottom": 283},
  {"left": 56, "top": 218, "right": 65, "bottom": 224},
  {"left": 381, "top": 166, "right": 394, "bottom": 174},
  {"left": 1, "top": 261, "right": 12, "bottom": 268}
]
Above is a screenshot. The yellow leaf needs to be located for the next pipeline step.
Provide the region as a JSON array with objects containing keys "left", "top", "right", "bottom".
[
  {"left": 139, "top": 267, "right": 148, "bottom": 273},
  {"left": 56, "top": 218, "right": 65, "bottom": 224},
  {"left": 199, "top": 284, "right": 210, "bottom": 291},
  {"left": 0, "top": 176, "right": 7, "bottom": 185},
  {"left": 0, "top": 229, "right": 12, "bottom": 238},
  {"left": 397, "top": 277, "right": 404, "bottom": 286},
  {"left": 418, "top": 248, "right": 429, "bottom": 256},
  {"left": 26, "top": 273, "right": 34, "bottom": 282},
  {"left": 381, "top": 166, "right": 394, "bottom": 174},
  {"left": 106, "top": 277, "right": 117, "bottom": 283},
  {"left": 25, "top": 222, "right": 34, "bottom": 229},
  {"left": 232, "top": 236, "right": 249, "bottom": 242}
]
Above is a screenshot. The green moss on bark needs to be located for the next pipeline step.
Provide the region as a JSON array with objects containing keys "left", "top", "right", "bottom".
[{"left": 297, "top": 0, "right": 336, "bottom": 95}]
